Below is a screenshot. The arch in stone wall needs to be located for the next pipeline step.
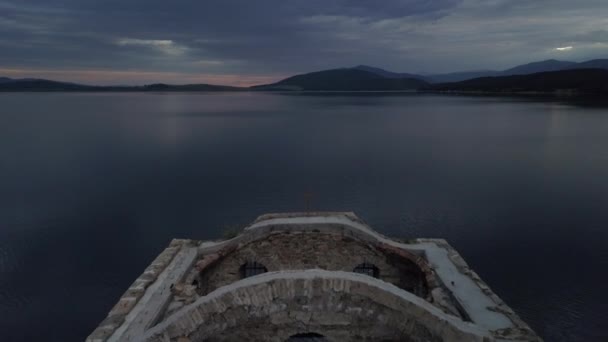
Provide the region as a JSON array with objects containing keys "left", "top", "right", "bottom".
[
  {"left": 240, "top": 260, "right": 268, "bottom": 278},
  {"left": 143, "top": 270, "right": 488, "bottom": 342},
  {"left": 195, "top": 231, "right": 430, "bottom": 298},
  {"left": 195, "top": 214, "right": 440, "bottom": 297}
]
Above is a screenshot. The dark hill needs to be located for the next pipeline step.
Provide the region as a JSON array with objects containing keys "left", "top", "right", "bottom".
[
  {"left": 0, "top": 79, "right": 95, "bottom": 91},
  {"left": 0, "top": 79, "right": 245, "bottom": 92},
  {"left": 427, "top": 71, "right": 500, "bottom": 83},
  {"left": 428, "top": 69, "right": 608, "bottom": 94},
  {"left": 502, "top": 59, "right": 576, "bottom": 75},
  {"left": 252, "top": 68, "right": 428, "bottom": 91},
  {"left": 565, "top": 59, "right": 608, "bottom": 70},
  {"left": 428, "top": 58, "right": 608, "bottom": 82},
  {"left": 353, "top": 65, "right": 428, "bottom": 81},
  {"left": 142, "top": 83, "right": 244, "bottom": 91}
]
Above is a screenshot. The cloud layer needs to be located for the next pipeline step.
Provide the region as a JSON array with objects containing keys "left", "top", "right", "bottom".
[{"left": 1, "top": 0, "right": 607, "bottom": 85}]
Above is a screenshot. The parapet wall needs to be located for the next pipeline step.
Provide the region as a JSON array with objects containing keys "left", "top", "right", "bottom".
[
  {"left": 143, "top": 270, "right": 489, "bottom": 342},
  {"left": 87, "top": 240, "right": 194, "bottom": 342}
]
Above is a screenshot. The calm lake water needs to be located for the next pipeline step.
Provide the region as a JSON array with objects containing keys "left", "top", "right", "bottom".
[{"left": 1, "top": 92, "right": 607, "bottom": 341}]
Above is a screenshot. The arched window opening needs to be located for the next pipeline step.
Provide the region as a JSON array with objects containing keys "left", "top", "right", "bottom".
[
  {"left": 386, "top": 254, "right": 430, "bottom": 298},
  {"left": 240, "top": 261, "right": 268, "bottom": 278},
  {"left": 287, "top": 333, "right": 327, "bottom": 341},
  {"left": 353, "top": 262, "right": 379, "bottom": 278}
]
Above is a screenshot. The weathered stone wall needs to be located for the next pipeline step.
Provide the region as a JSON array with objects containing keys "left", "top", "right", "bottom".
[
  {"left": 143, "top": 271, "right": 489, "bottom": 342},
  {"left": 196, "top": 231, "right": 429, "bottom": 298},
  {"left": 86, "top": 240, "right": 190, "bottom": 342}
]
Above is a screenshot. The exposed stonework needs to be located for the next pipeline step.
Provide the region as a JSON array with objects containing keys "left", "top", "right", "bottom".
[
  {"left": 144, "top": 270, "right": 489, "bottom": 342},
  {"left": 87, "top": 212, "right": 542, "bottom": 342},
  {"left": 195, "top": 232, "right": 430, "bottom": 298}
]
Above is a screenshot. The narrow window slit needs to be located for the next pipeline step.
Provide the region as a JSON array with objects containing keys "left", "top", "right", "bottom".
[
  {"left": 240, "top": 261, "right": 268, "bottom": 278},
  {"left": 353, "top": 262, "right": 379, "bottom": 278}
]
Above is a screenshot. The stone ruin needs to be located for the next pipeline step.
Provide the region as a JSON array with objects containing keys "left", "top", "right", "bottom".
[{"left": 87, "top": 212, "right": 541, "bottom": 342}]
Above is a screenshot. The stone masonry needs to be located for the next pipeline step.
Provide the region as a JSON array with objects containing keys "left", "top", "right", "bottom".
[
  {"left": 195, "top": 232, "right": 430, "bottom": 298},
  {"left": 87, "top": 212, "right": 542, "bottom": 342}
]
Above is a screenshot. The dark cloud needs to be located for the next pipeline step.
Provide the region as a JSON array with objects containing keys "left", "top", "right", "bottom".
[
  {"left": 573, "top": 30, "right": 608, "bottom": 43},
  {"left": 0, "top": 0, "right": 607, "bottom": 85}
]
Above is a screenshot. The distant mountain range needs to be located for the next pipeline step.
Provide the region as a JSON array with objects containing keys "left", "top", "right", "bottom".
[
  {"left": 2, "top": 58, "right": 608, "bottom": 94},
  {"left": 250, "top": 58, "right": 608, "bottom": 92},
  {"left": 0, "top": 78, "right": 102, "bottom": 91},
  {"left": 501, "top": 59, "right": 577, "bottom": 75},
  {"left": 352, "top": 65, "right": 500, "bottom": 83},
  {"left": 353, "top": 65, "right": 429, "bottom": 81},
  {"left": 356, "top": 59, "right": 608, "bottom": 83},
  {"left": 0, "top": 78, "right": 245, "bottom": 92},
  {"left": 427, "top": 69, "right": 608, "bottom": 94},
  {"left": 251, "top": 68, "right": 427, "bottom": 91}
]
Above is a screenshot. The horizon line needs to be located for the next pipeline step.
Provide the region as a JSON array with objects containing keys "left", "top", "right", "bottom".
[{"left": 2, "top": 57, "right": 607, "bottom": 87}]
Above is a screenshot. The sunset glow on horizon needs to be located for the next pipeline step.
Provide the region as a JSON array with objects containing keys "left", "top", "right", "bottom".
[{"left": 0, "top": 68, "right": 283, "bottom": 87}]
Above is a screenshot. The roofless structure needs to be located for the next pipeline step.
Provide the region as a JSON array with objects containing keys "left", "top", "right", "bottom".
[{"left": 87, "top": 212, "right": 541, "bottom": 342}]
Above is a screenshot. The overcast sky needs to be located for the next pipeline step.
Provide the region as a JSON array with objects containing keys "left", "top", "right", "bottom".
[{"left": 1, "top": 0, "right": 607, "bottom": 85}]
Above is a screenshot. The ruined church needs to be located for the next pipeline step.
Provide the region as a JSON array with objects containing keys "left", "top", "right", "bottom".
[{"left": 88, "top": 212, "right": 541, "bottom": 342}]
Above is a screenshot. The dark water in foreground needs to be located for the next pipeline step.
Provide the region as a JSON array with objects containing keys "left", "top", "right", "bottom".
[{"left": 0, "top": 92, "right": 607, "bottom": 341}]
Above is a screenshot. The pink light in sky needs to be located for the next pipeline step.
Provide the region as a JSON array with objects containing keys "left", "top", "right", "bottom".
[{"left": 0, "top": 68, "right": 282, "bottom": 87}]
